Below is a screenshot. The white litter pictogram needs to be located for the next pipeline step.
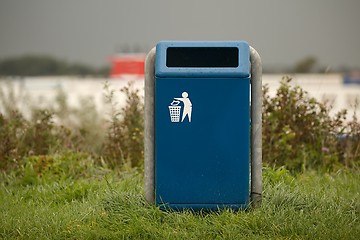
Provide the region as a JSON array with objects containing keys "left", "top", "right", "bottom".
[
  {"left": 168, "top": 100, "right": 182, "bottom": 122},
  {"left": 168, "top": 92, "right": 192, "bottom": 123}
]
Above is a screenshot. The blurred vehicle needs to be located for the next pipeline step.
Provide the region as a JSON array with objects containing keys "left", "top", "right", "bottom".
[
  {"left": 110, "top": 54, "right": 145, "bottom": 79},
  {"left": 343, "top": 71, "right": 360, "bottom": 85}
]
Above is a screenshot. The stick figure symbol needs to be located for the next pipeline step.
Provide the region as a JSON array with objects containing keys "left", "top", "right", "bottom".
[{"left": 174, "top": 92, "right": 192, "bottom": 122}]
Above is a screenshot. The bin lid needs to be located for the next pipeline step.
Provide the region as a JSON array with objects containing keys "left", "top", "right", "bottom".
[{"left": 155, "top": 41, "right": 250, "bottom": 78}]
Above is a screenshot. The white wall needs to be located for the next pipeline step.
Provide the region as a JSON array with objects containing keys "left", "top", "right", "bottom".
[
  {"left": 0, "top": 76, "right": 144, "bottom": 118},
  {"left": 263, "top": 74, "right": 360, "bottom": 119},
  {"left": 1, "top": 74, "right": 359, "bottom": 119}
]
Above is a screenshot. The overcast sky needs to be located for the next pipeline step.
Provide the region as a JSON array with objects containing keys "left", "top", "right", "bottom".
[{"left": 0, "top": 0, "right": 359, "bottom": 70}]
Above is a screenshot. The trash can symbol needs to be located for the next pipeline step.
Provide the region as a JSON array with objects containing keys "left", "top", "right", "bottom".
[{"left": 168, "top": 100, "right": 181, "bottom": 122}]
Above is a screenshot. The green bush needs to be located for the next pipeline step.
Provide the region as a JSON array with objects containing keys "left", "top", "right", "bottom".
[
  {"left": 0, "top": 82, "right": 97, "bottom": 172},
  {"left": 0, "top": 109, "right": 61, "bottom": 170},
  {"left": 0, "top": 81, "right": 144, "bottom": 173},
  {"left": 102, "top": 81, "right": 144, "bottom": 169},
  {"left": 1, "top": 76, "right": 359, "bottom": 175},
  {"left": 263, "top": 76, "right": 360, "bottom": 172},
  {"left": 49, "top": 87, "right": 106, "bottom": 155}
]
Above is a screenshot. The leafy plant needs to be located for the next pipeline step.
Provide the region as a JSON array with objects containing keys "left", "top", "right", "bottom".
[
  {"left": 262, "top": 76, "right": 360, "bottom": 172},
  {"left": 0, "top": 82, "right": 101, "bottom": 172},
  {"left": 2, "top": 75, "right": 358, "bottom": 174},
  {"left": 0, "top": 109, "right": 59, "bottom": 170},
  {"left": 102, "top": 81, "right": 144, "bottom": 169}
]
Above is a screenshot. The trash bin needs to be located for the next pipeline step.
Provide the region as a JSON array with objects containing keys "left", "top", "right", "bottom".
[{"left": 145, "top": 41, "right": 261, "bottom": 210}]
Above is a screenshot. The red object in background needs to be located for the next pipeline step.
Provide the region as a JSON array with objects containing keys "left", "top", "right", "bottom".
[{"left": 110, "top": 54, "right": 145, "bottom": 78}]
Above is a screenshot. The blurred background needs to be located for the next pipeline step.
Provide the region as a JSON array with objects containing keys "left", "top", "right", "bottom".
[
  {"left": 1, "top": 2, "right": 360, "bottom": 237},
  {"left": 0, "top": 0, "right": 359, "bottom": 115}
]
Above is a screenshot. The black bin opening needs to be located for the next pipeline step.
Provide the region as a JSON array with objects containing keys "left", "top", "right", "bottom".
[{"left": 166, "top": 47, "right": 239, "bottom": 68}]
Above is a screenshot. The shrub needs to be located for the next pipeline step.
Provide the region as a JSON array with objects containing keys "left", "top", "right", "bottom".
[
  {"left": 340, "top": 104, "right": 360, "bottom": 168},
  {"left": 1, "top": 76, "right": 358, "bottom": 175},
  {"left": 262, "top": 76, "right": 360, "bottom": 172},
  {"left": 50, "top": 87, "right": 106, "bottom": 155},
  {"left": 0, "top": 109, "right": 61, "bottom": 170},
  {"left": 0, "top": 111, "right": 27, "bottom": 170},
  {"left": 102, "top": 81, "right": 144, "bottom": 169},
  {"left": 0, "top": 82, "right": 102, "bottom": 172},
  {"left": 0, "top": 80, "right": 144, "bottom": 172}
]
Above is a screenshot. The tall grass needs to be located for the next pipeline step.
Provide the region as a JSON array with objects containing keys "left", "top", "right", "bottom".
[{"left": 0, "top": 169, "right": 359, "bottom": 239}]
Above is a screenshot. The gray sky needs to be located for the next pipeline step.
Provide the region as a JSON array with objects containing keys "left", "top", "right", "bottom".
[{"left": 0, "top": 0, "right": 359, "bottom": 70}]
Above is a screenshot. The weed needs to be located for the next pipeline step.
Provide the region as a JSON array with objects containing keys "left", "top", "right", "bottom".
[
  {"left": 0, "top": 108, "right": 60, "bottom": 170},
  {"left": 102, "top": 81, "right": 144, "bottom": 169},
  {"left": 1, "top": 76, "right": 359, "bottom": 175},
  {"left": 50, "top": 87, "right": 106, "bottom": 155},
  {"left": 263, "top": 76, "right": 360, "bottom": 172}
]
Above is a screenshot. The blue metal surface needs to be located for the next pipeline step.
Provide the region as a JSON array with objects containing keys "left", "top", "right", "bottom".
[{"left": 155, "top": 41, "right": 250, "bottom": 210}]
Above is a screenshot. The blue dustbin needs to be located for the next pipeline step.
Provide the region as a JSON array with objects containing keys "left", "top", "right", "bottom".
[
  {"left": 152, "top": 41, "right": 251, "bottom": 210},
  {"left": 145, "top": 41, "right": 263, "bottom": 211}
]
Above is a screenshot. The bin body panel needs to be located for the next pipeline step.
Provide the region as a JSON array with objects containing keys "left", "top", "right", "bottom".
[{"left": 155, "top": 77, "right": 250, "bottom": 208}]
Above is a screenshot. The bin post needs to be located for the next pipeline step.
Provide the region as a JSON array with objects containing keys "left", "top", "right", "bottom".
[
  {"left": 144, "top": 47, "right": 156, "bottom": 204},
  {"left": 144, "top": 44, "right": 262, "bottom": 207},
  {"left": 250, "top": 46, "right": 262, "bottom": 206}
]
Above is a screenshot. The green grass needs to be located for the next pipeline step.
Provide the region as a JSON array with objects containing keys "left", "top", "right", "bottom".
[{"left": 0, "top": 169, "right": 359, "bottom": 239}]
